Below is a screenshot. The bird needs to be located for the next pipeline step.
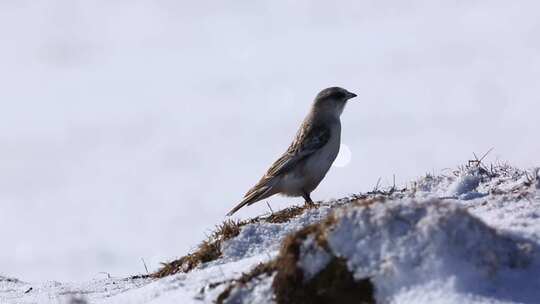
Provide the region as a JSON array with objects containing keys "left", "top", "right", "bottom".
[{"left": 226, "top": 87, "right": 357, "bottom": 216}]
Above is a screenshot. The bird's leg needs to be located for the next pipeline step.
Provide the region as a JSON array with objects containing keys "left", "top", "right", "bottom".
[{"left": 302, "top": 192, "right": 315, "bottom": 207}]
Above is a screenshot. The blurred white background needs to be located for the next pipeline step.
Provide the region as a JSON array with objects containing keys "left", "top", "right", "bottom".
[{"left": 1, "top": 0, "right": 539, "bottom": 282}]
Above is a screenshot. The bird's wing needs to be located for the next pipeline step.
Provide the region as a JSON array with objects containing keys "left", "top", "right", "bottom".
[
  {"left": 240, "top": 121, "right": 330, "bottom": 202},
  {"left": 265, "top": 121, "right": 331, "bottom": 177}
]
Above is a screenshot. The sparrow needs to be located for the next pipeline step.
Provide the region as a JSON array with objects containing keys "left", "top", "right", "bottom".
[{"left": 227, "top": 87, "right": 357, "bottom": 216}]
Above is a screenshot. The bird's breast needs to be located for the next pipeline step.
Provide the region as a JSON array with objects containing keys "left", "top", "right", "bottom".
[
  {"left": 278, "top": 122, "right": 341, "bottom": 196},
  {"left": 301, "top": 123, "right": 341, "bottom": 186}
]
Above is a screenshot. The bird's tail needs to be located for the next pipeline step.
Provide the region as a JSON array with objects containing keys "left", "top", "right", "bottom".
[{"left": 226, "top": 185, "right": 273, "bottom": 216}]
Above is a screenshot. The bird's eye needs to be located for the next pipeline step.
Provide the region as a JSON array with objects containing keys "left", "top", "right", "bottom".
[{"left": 330, "top": 91, "right": 346, "bottom": 99}]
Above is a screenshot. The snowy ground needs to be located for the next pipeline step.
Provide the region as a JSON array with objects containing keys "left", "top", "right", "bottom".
[
  {"left": 2, "top": 164, "right": 539, "bottom": 303},
  {"left": 2, "top": 1, "right": 540, "bottom": 282}
]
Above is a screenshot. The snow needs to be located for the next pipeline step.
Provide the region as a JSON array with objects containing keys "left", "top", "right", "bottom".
[
  {"left": 328, "top": 200, "right": 536, "bottom": 303},
  {"left": 297, "top": 235, "right": 331, "bottom": 282},
  {"left": 220, "top": 274, "right": 275, "bottom": 304},
  {"left": 2, "top": 165, "right": 539, "bottom": 303},
  {"left": 447, "top": 175, "right": 484, "bottom": 199},
  {"left": 0, "top": 276, "right": 148, "bottom": 304},
  {"left": 2, "top": 1, "right": 540, "bottom": 282},
  {"left": 221, "top": 206, "right": 332, "bottom": 262}
]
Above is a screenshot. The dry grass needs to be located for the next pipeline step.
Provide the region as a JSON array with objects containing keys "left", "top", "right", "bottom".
[
  {"left": 152, "top": 219, "right": 247, "bottom": 278},
  {"left": 265, "top": 204, "right": 316, "bottom": 224},
  {"left": 153, "top": 203, "right": 322, "bottom": 278},
  {"left": 211, "top": 219, "right": 245, "bottom": 240},
  {"left": 128, "top": 274, "right": 150, "bottom": 280},
  {"left": 350, "top": 197, "right": 386, "bottom": 209},
  {"left": 154, "top": 198, "right": 383, "bottom": 279}
]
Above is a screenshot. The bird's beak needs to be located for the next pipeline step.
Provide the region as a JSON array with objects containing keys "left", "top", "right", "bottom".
[{"left": 346, "top": 92, "right": 358, "bottom": 100}]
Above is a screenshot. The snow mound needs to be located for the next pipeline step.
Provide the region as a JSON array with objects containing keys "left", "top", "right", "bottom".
[
  {"left": 218, "top": 199, "right": 538, "bottom": 303},
  {"left": 328, "top": 200, "right": 535, "bottom": 303}
]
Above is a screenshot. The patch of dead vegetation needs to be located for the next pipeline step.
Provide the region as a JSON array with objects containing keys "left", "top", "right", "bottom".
[
  {"left": 153, "top": 203, "right": 327, "bottom": 278},
  {"left": 265, "top": 203, "right": 317, "bottom": 224},
  {"left": 217, "top": 206, "right": 375, "bottom": 304},
  {"left": 128, "top": 274, "right": 150, "bottom": 280},
  {"left": 350, "top": 197, "right": 386, "bottom": 209},
  {"left": 154, "top": 198, "right": 384, "bottom": 279},
  {"left": 0, "top": 276, "right": 22, "bottom": 283},
  {"left": 533, "top": 169, "right": 540, "bottom": 184},
  {"left": 455, "top": 150, "right": 527, "bottom": 182},
  {"left": 152, "top": 219, "right": 247, "bottom": 278}
]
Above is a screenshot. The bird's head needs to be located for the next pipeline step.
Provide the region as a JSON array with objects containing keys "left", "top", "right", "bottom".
[{"left": 313, "top": 87, "right": 357, "bottom": 117}]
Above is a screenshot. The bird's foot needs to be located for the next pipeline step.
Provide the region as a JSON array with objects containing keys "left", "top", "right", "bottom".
[
  {"left": 302, "top": 192, "right": 316, "bottom": 208},
  {"left": 304, "top": 200, "right": 316, "bottom": 208}
]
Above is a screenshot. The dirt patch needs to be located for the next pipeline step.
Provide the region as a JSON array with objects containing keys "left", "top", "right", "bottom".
[
  {"left": 272, "top": 218, "right": 374, "bottom": 304},
  {"left": 217, "top": 210, "right": 375, "bottom": 304},
  {"left": 281, "top": 257, "right": 374, "bottom": 304},
  {"left": 216, "top": 262, "right": 276, "bottom": 304}
]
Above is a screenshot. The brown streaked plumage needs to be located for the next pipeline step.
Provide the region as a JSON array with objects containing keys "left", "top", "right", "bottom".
[{"left": 227, "top": 87, "right": 357, "bottom": 216}]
